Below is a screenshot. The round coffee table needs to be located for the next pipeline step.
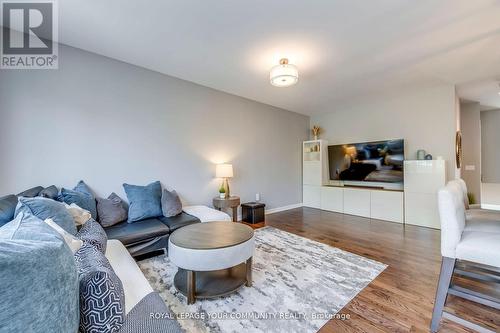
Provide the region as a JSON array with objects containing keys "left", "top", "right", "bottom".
[{"left": 168, "top": 221, "right": 255, "bottom": 304}]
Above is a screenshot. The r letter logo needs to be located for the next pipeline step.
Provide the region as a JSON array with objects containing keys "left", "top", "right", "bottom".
[{"left": 1, "top": 0, "right": 58, "bottom": 69}]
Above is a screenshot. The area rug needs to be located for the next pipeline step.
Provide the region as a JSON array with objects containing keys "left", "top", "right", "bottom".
[{"left": 138, "top": 227, "right": 386, "bottom": 333}]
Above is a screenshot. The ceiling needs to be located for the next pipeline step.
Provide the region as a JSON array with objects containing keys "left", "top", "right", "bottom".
[
  {"left": 54, "top": 0, "right": 500, "bottom": 115},
  {"left": 457, "top": 80, "right": 500, "bottom": 110}
]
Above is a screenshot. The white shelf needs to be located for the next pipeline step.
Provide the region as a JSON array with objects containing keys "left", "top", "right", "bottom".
[{"left": 302, "top": 140, "right": 328, "bottom": 208}]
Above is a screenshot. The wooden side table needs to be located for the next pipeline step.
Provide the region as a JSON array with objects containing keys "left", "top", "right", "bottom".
[{"left": 213, "top": 196, "right": 240, "bottom": 222}]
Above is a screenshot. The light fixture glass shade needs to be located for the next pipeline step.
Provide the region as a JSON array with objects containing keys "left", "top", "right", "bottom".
[
  {"left": 270, "top": 58, "right": 298, "bottom": 87},
  {"left": 216, "top": 163, "right": 233, "bottom": 178}
]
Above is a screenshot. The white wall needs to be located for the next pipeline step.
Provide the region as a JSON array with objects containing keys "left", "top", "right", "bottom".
[
  {"left": 310, "top": 84, "right": 458, "bottom": 180},
  {"left": 0, "top": 45, "right": 309, "bottom": 210},
  {"left": 460, "top": 101, "right": 481, "bottom": 203}
]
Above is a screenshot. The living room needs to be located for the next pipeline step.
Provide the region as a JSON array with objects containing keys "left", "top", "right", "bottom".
[{"left": 1, "top": 1, "right": 499, "bottom": 333}]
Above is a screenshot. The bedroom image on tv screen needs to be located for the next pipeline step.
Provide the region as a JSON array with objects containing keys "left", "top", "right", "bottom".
[{"left": 328, "top": 139, "right": 404, "bottom": 184}]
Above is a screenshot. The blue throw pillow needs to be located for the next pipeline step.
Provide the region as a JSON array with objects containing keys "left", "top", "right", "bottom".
[
  {"left": 75, "top": 243, "right": 125, "bottom": 333},
  {"left": 59, "top": 181, "right": 97, "bottom": 219},
  {"left": 0, "top": 213, "right": 79, "bottom": 333},
  {"left": 123, "top": 181, "right": 162, "bottom": 223},
  {"left": 15, "top": 197, "right": 77, "bottom": 235},
  {"left": 0, "top": 195, "right": 18, "bottom": 227}
]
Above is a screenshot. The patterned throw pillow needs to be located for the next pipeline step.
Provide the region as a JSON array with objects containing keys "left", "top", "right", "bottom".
[
  {"left": 76, "top": 219, "right": 107, "bottom": 254},
  {"left": 74, "top": 244, "right": 125, "bottom": 333}
]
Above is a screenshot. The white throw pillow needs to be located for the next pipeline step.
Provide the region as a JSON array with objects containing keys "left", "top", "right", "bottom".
[
  {"left": 45, "top": 218, "right": 83, "bottom": 254},
  {"left": 64, "top": 203, "right": 92, "bottom": 226}
]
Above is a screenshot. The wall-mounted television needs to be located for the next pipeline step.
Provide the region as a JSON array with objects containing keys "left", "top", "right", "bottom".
[{"left": 327, "top": 139, "right": 404, "bottom": 190}]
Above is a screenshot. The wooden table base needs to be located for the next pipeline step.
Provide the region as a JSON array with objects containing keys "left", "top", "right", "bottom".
[{"left": 174, "top": 258, "right": 253, "bottom": 304}]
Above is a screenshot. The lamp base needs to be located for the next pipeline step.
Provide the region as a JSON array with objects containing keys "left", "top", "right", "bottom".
[{"left": 222, "top": 178, "right": 230, "bottom": 198}]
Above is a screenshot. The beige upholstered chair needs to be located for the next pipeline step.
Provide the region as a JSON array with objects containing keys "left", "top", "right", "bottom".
[{"left": 431, "top": 180, "right": 500, "bottom": 332}]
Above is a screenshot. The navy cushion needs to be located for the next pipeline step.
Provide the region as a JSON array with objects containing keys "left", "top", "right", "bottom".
[
  {"left": 75, "top": 243, "right": 125, "bottom": 333},
  {"left": 76, "top": 219, "right": 108, "bottom": 254},
  {"left": 96, "top": 193, "right": 128, "bottom": 227},
  {"left": 0, "top": 212, "right": 79, "bottom": 333},
  {"left": 104, "top": 218, "right": 169, "bottom": 246},
  {"left": 158, "top": 212, "right": 200, "bottom": 232},
  {"left": 39, "top": 185, "right": 59, "bottom": 200},
  {"left": 16, "top": 186, "right": 44, "bottom": 197},
  {"left": 15, "top": 197, "right": 77, "bottom": 235},
  {"left": 60, "top": 181, "right": 97, "bottom": 219},
  {"left": 123, "top": 181, "right": 162, "bottom": 223},
  {"left": 0, "top": 195, "right": 18, "bottom": 227}
]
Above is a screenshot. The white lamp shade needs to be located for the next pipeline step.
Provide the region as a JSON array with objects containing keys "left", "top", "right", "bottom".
[
  {"left": 216, "top": 164, "right": 233, "bottom": 178},
  {"left": 270, "top": 60, "right": 298, "bottom": 87}
]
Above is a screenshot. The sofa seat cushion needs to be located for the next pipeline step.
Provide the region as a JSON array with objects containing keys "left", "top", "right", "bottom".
[
  {"left": 456, "top": 231, "right": 500, "bottom": 267},
  {"left": 105, "top": 218, "right": 170, "bottom": 246},
  {"left": 158, "top": 212, "right": 200, "bottom": 232},
  {"left": 106, "top": 240, "right": 153, "bottom": 314}
]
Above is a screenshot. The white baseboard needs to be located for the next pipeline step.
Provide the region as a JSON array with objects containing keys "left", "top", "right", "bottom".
[
  {"left": 481, "top": 204, "right": 500, "bottom": 211},
  {"left": 265, "top": 203, "right": 303, "bottom": 215}
]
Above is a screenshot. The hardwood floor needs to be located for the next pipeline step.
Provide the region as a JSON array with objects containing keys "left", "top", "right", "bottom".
[{"left": 259, "top": 207, "right": 500, "bottom": 333}]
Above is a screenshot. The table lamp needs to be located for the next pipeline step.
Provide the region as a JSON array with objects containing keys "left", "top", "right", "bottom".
[{"left": 216, "top": 163, "right": 233, "bottom": 198}]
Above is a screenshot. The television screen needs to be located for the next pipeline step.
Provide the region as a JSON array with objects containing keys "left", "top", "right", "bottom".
[{"left": 328, "top": 139, "right": 404, "bottom": 184}]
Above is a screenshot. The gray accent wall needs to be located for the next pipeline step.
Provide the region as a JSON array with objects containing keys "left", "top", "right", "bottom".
[{"left": 0, "top": 45, "right": 309, "bottom": 210}]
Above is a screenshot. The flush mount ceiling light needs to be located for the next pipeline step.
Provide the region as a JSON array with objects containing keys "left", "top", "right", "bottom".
[{"left": 270, "top": 58, "right": 298, "bottom": 87}]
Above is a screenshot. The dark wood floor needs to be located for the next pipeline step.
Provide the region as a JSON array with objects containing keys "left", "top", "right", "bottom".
[{"left": 257, "top": 207, "right": 500, "bottom": 333}]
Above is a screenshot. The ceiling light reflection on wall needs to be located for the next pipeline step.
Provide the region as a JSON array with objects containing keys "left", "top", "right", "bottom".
[{"left": 270, "top": 58, "right": 298, "bottom": 87}]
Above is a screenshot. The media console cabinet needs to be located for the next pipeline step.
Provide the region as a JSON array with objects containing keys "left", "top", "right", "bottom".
[{"left": 302, "top": 140, "right": 446, "bottom": 229}]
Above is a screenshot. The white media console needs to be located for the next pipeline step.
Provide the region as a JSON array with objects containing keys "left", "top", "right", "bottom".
[{"left": 302, "top": 140, "right": 446, "bottom": 228}]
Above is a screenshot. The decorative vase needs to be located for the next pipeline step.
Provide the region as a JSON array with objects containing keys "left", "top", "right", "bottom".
[
  {"left": 417, "top": 150, "right": 426, "bottom": 160},
  {"left": 425, "top": 154, "right": 433, "bottom": 160},
  {"left": 314, "top": 135, "right": 318, "bottom": 141},
  {"left": 219, "top": 193, "right": 226, "bottom": 199}
]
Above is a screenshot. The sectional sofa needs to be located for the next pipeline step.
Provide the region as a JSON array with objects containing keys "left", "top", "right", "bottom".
[{"left": 0, "top": 183, "right": 231, "bottom": 332}]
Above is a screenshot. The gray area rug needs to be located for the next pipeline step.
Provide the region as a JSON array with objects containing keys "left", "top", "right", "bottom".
[{"left": 138, "top": 226, "right": 386, "bottom": 333}]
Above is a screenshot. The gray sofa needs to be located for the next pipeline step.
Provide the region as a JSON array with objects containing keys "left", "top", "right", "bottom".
[
  {"left": 104, "top": 213, "right": 201, "bottom": 257},
  {"left": 0, "top": 186, "right": 185, "bottom": 332}
]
